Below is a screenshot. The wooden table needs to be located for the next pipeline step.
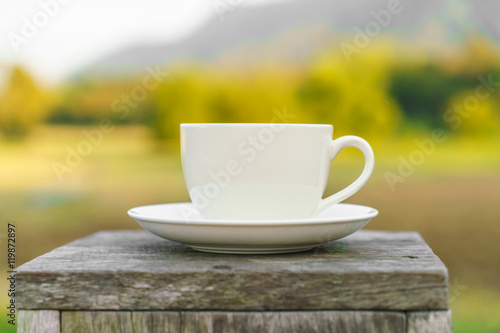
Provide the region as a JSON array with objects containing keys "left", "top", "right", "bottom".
[{"left": 17, "top": 230, "right": 451, "bottom": 332}]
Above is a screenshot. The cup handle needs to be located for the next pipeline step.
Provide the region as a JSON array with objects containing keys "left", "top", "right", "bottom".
[{"left": 312, "top": 135, "right": 375, "bottom": 215}]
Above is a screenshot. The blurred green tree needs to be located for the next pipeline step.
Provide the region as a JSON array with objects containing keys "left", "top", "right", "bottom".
[{"left": 388, "top": 64, "right": 477, "bottom": 130}]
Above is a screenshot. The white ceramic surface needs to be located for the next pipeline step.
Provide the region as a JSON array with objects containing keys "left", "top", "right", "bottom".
[
  {"left": 181, "top": 123, "right": 374, "bottom": 220},
  {"left": 128, "top": 203, "right": 378, "bottom": 254}
]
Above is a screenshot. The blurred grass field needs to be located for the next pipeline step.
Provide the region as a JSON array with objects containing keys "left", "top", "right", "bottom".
[{"left": 1, "top": 125, "right": 499, "bottom": 332}]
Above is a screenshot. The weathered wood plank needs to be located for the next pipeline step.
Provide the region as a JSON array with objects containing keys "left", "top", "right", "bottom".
[
  {"left": 232, "top": 312, "right": 265, "bottom": 333},
  {"left": 278, "top": 311, "right": 406, "bottom": 333},
  {"left": 61, "top": 311, "right": 180, "bottom": 333},
  {"left": 58, "top": 311, "right": 406, "bottom": 332},
  {"left": 62, "top": 311, "right": 133, "bottom": 333},
  {"left": 131, "top": 312, "right": 180, "bottom": 332},
  {"left": 18, "top": 310, "right": 60, "bottom": 333},
  {"left": 407, "top": 310, "right": 452, "bottom": 333},
  {"left": 17, "top": 230, "right": 448, "bottom": 311},
  {"left": 261, "top": 312, "right": 282, "bottom": 332},
  {"left": 180, "top": 312, "right": 214, "bottom": 333},
  {"left": 178, "top": 312, "right": 198, "bottom": 333},
  {"left": 212, "top": 312, "right": 235, "bottom": 333}
]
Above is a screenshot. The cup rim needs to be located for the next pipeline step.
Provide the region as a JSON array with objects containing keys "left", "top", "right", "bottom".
[{"left": 181, "top": 123, "right": 333, "bottom": 128}]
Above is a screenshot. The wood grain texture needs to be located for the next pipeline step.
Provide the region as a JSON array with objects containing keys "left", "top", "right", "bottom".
[
  {"left": 132, "top": 312, "right": 181, "bottom": 333},
  {"left": 17, "top": 230, "right": 448, "bottom": 311},
  {"left": 62, "top": 311, "right": 181, "bottom": 333},
  {"left": 18, "top": 310, "right": 60, "bottom": 333},
  {"left": 407, "top": 311, "right": 452, "bottom": 333},
  {"left": 277, "top": 311, "right": 406, "bottom": 333},
  {"left": 59, "top": 311, "right": 405, "bottom": 333}
]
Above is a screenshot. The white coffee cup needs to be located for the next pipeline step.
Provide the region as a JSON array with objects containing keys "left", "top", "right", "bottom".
[{"left": 181, "top": 123, "right": 374, "bottom": 220}]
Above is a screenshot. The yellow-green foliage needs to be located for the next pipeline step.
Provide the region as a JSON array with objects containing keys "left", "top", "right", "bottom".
[
  {"left": 447, "top": 90, "right": 500, "bottom": 137},
  {"left": 1, "top": 37, "right": 500, "bottom": 141},
  {"left": 0, "top": 66, "right": 51, "bottom": 138},
  {"left": 148, "top": 44, "right": 402, "bottom": 142},
  {"left": 147, "top": 65, "right": 305, "bottom": 142},
  {"left": 297, "top": 42, "right": 402, "bottom": 137},
  {"left": 50, "top": 81, "right": 135, "bottom": 123}
]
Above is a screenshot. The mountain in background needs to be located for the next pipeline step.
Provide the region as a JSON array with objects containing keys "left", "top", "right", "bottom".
[{"left": 79, "top": 0, "right": 499, "bottom": 79}]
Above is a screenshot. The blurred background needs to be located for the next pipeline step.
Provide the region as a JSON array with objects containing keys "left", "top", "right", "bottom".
[{"left": 1, "top": 0, "right": 500, "bottom": 331}]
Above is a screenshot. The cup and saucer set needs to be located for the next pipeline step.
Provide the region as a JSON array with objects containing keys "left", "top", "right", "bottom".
[{"left": 128, "top": 123, "right": 378, "bottom": 254}]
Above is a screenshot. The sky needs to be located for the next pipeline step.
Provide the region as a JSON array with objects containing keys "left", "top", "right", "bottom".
[{"left": 0, "top": 0, "right": 291, "bottom": 86}]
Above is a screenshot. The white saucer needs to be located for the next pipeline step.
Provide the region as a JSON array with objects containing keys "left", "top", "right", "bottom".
[{"left": 127, "top": 203, "right": 378, "bottom": 254}]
